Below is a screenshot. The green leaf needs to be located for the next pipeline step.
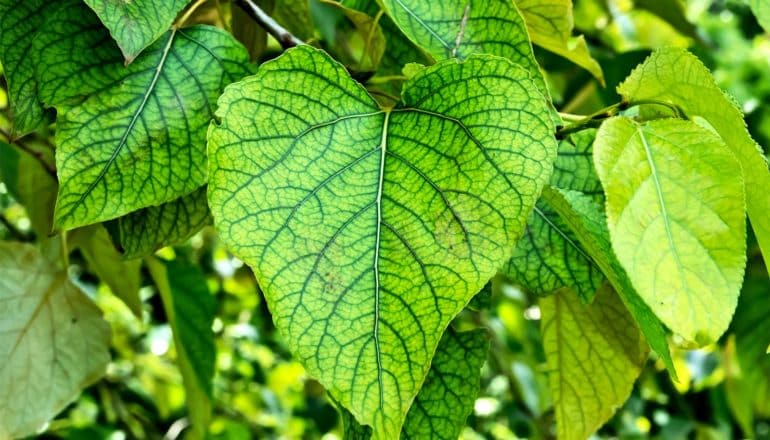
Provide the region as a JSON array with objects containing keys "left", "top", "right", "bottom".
[
  {"left": 505, "top": 131, "right": 603, "bottom": 301},
  {"left": 32, "top": 1, "right": 251, "bottom": 230},
  {"left": 593, "top": 117, "right": 746, "bottom": 344},
  {"left": 207, "top": 46, "right": 556, "bottom": 438},
  {"left": 539, "top": 186, "right": 675, "bottom": 375},
  {"left": 541, "top": 284, "right": 649, "bottom": 440},
  {"left": 70, "top": 224, "right": 143, "bottom": 317},
  {"left": 0, "top": 141, "right": 57, "bottom": 237},
  {"left": 82, "top": 0, "right": 191, "bottom": 63},
  {"left": 318, "top": 0, "right": 387, "bottom": 72},
  {"left": 617, "top": 48, "right": 770, "bottom": 277},
  {"left": 748, "top": 0, "right": 770, "bottom": 33},
  {"left": 147, "top": 257, "right": 216, "bottom": 439},
  {"left": 634, "top": 0, "right": 699, "bottom": 39},
  {"left": 114, "top": 187, "right": 211, "bottom": 259},
  {"left": 514, "top": 0, "right": 605, "bottom": 84},
  {"left": 0, "top": 241, "right": 111, "bottom": 439},
  {"left": 380, "top": 0, "right": 548, "bottom": 96},
  {"left": 725, "top": 268, "right": 770, "bottom": 436},
  {"left": 342, "top": 328, "right": 489, "bottom": 439},
  {"left": 0, "top": 0, "right": 49, "bottom": 136}
]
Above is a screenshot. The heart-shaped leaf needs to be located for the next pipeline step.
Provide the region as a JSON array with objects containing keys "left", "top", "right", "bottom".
[
  {"left": 32, "top": 0, "right": 251, "bottom": 230},
  {"left": 207, "top": 45, "right": 556, "bottom": 438}
]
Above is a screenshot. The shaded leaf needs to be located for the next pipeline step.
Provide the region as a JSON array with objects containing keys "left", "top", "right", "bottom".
[
  {"left": 618, "top": 48, "right": 770, "bottom": 277},
  {"left": 749, "top": 0, "right": 770, "bottom": 32},
  {"left": 207, "top": 46, "right": 556, "bottom": 438},
  {"left": 0, "top": 241, "right": 110, "bottom": 438},
  {"left": 32, "top": 0, "right": 251, "bottom": 230},
  {"left": 70, "top": 224, "right": 143, "bottom": 317},
  {"left": 82, "top": 0, "right": 191, "bottom": 63},
  {"left": 539, "top": 186, "right": 675, "bottom": 375},
  {"left": 594, "top": 117, "right": 746, "bottom": 344},
  {"left": 146, "top": 257, "right": 217, "bottom": 439},
  {"left": 0, "top": 141, "right": 57, "bottom": 237},
  {"left": 505, "top": 131, "right": 603, "bottom": 301},
  {"left": 114, "top": 186, "right": 211, "bottom": 259},
  {"left": 541, "top": 284, "right": 649, "bottom": 440}
]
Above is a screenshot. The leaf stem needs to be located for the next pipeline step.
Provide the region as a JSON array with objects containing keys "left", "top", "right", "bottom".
[
  {"left": 236, "top": 0, "right": 304, "bottom": 49},
  {"left": 555, "top": 99, "right": 689, "bottom": 140}
]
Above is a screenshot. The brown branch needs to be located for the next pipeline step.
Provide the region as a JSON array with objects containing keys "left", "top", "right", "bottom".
[{"left": 236, "top": 0, "right": 304, "bottom": 49}]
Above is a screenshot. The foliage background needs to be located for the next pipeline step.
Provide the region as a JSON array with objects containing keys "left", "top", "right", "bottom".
[{"left": 1, "top": 0, "right": 769, "bottom": 439}]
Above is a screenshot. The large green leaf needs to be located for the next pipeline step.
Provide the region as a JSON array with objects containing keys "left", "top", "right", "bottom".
[
  {"left": 539, "top": 186, "right": 675, "bottom": 375},
  {"left": 593, "top": 117, "right": 746, "bottom": 344},
  {"left": 82, "top": 0, "right": 191, "bottom": 63},
  {"left": 32, "top": 0, "right": 251, "bottom": 230},
  {"left": 207, "top": 46, "right": 556, "bottom": 438},
  {"left": 114, "top": 187, "right": 211, "bottom": 259},
  {"left": 147, "top": 257, "right": 216, "bottom": 439},
  {"left": 617, "top": 48, "right": 770, "bottom": 277},
  {"left": 341, "top": 328, "right": 489, "bottom": 439},
  {"left": 0, "top": 241, "right": 111, "bottom": 438},
  {"left": 0, "top": 141, "right": 57, "bottom": 237},
  {"left": 541, "top": 284, "right": 649, "bottom": 440},
  {"left": 0, "top": 0, "right": 50, "bottom": 136},
  {"left": 70, "top": 224, "right": 143, "bottom": 317},
  {"left": 748, "top": 0, "right": 770, "bottom": 32},
  {"left": 380, "top": 0, "right": 547, "bottom": 95},
  {"left": 505, "top": 130, "right": 603, "bottom": 301},
  {"left": 514, "top": 0, "right": 605, "bottom": 84}
]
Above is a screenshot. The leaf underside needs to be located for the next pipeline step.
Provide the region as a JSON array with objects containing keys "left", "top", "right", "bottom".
[{"left": 208, "top": 45, "right": 555, "bottom": 438}]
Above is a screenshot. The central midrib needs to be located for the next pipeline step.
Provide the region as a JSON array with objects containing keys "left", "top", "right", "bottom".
[{"left": 372, "top": 109, "right": 391, "bottom": 410}]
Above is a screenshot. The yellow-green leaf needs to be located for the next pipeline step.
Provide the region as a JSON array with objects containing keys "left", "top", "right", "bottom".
[
  {"left": 515, "top": 0, "right": 605, "bottom": 84},
  {"left": 618, "top": 48, "right": 770, "bottom": 278},
  {"left": 207, "top": 46, "right": 556, "bottom": 438},
  {"left": 541, "top": 285, "right": 649, "bottom": 440},
  {"left": 0, "top": 241, "right": 111, "bottom": 438},
  {"left": 594, "top": 117, "right": 746, "bottom": 344}
]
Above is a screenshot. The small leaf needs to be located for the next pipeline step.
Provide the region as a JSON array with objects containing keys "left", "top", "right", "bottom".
[
  {"left": 342, "top": 328, "right": 489, "bottom": 439},
  {"left": 594, "top": 117, "right": 746, "bottom": 344},
  {"left": 70, "top": 224, "right": 143, "bottom": 317},
  {"left": 505, "top": 131, "right": 604, "bottom": 301},
  {"left": 618, "top": 48, "right": 770, "bottom": 277},
  {"left": 114, "top": 187, "right": 212, "bottom": 259},
  {"left": 539, "top": 186, "right": 675, "bottom": 375},
  {"left": 0, "top": 241, "right": 111, "bottom": 438},
  {"left": 514, "top": 0, "right": 605, "bottom": 84},
  {"left": 147, "top": 257, "right": 217, "bottom": 438},
  {"left": 381, "top": 0, "right": 548, "bottom": 95},
  {"left": 82, "top": 0, "right": 191, "bottom": 63},
  {"left": 0, "top": 0, "right": 49, "bottom": 136},
  {"left": 208, "top": 46, "right": 556, "bottom": 438},
  {"left": 319, "top": 0, "right": 388, "bottom": 72},
  {"left": 541, "top": 284, "right": 649, "bottom": 440},
  {"left": 32, "top": 0, "right": 251, "bottom": 230}
]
